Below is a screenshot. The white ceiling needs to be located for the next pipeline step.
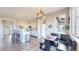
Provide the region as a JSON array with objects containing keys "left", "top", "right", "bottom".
[{"left": 0, "top": 7, "right": 66, "bottom": 21}]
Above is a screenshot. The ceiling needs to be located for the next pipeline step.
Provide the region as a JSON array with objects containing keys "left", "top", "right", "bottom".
[{"left": 0, "top": 7, "right": 66, "bottom": 21}]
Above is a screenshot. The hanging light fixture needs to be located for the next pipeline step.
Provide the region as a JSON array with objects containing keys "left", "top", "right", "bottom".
[{"left": 36, "top": 8, "right": 46, "bottom": 20}]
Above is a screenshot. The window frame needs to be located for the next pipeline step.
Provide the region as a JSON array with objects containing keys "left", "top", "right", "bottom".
[{"left": 70, "top": 7, "right": 79, "bottom": 38}]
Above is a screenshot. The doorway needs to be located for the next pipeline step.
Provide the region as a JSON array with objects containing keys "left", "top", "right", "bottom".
[
  {"left": 3, "top": 20, "right": 13, "bottom": 40},
  {"left": 56, "top": 15, "right": 66, "bottom": 34}
]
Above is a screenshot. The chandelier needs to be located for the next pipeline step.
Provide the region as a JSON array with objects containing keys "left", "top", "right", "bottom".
[{"left": 36, "top": 8, "right": 46, "bottom": 20}]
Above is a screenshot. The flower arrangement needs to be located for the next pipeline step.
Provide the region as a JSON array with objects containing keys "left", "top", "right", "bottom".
[{"left": 63, "top": 24, "right": 70, "bottom": 33}]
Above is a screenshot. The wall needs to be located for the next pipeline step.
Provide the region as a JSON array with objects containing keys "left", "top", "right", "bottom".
[{"left": 46, "top": 8, "right": 69, "bottom": 35}]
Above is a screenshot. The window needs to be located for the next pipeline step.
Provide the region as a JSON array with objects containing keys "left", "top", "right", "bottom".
[
  {"left": 70, "top": 7, "right": 79, "bottom": 38},
  {"left": 77, "top": 8, "right": 79, "bottom": 38}
]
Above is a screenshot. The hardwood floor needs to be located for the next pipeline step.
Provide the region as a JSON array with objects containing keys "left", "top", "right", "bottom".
[{"left": 0, "top": 37, "right": 41, "bottom": 51}]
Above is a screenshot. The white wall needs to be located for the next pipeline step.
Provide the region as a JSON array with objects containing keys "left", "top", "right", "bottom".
[{"left": 46, "top": 8, "right": 69, "bottom": 35}]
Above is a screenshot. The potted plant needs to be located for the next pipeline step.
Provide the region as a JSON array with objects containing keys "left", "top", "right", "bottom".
[{"left": 63, "top": 24, "right": 70, "bottom": 34}]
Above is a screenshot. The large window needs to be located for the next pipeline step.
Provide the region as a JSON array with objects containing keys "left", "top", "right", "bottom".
[
  {"left": 77, "top": 8, "right": 79, "bottom": 38},
  {"left": 71, "top": 7, "right": 79, "bottom": 38}
]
